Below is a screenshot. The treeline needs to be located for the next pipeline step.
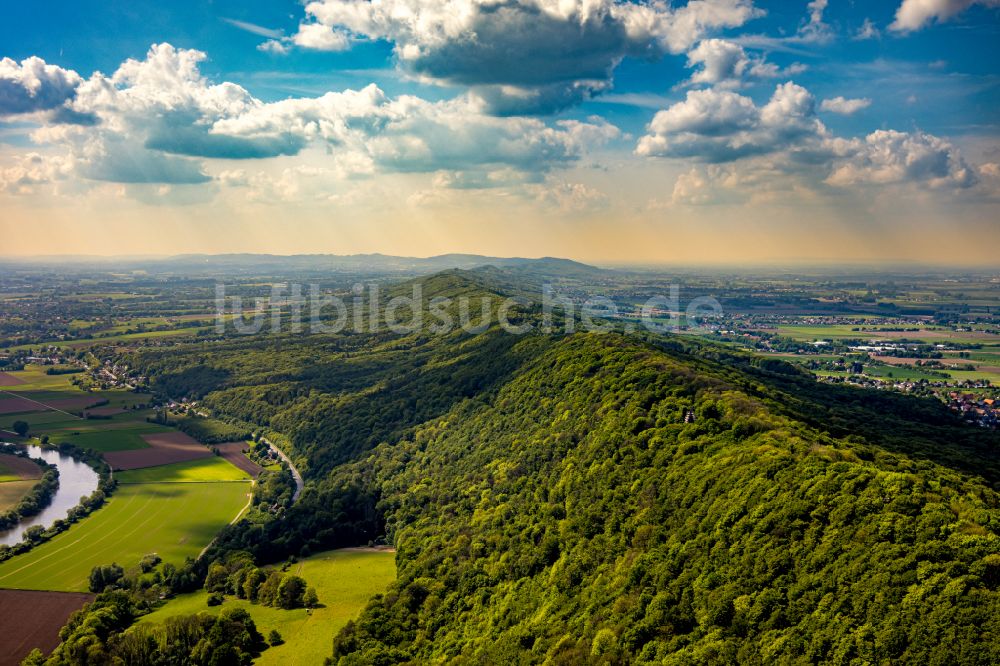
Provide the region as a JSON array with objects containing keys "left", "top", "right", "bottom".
[
  {"left": 24, "top": 594, "right": 267, "bottom": 666},
  {"left": 27, "top": 549, "right": 319, "bottom": 665},
  {"left": 173, "top": 415, "right": 253, "bottom": 445},
  {"left": 205, "top": 553, "right": 318, "bottom": 609},
  {"left": 0, "top": 442, "right": 115, "bottom": 563},
  {"left": 0, "top": 446, "right": 58, "bottom": 531}
]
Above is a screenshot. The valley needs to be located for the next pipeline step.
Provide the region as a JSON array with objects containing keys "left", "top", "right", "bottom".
[{"left": 0, "top": 255, "right": 997, "bottom": 664}]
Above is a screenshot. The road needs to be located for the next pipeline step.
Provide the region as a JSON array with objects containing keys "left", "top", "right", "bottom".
[{"left": 261, "top": 437, "right": 304, "bottom": 502}]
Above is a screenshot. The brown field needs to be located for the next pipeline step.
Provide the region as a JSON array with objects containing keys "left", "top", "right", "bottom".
[
  {"left": 0, "top": 454, "right": 45, "bottom": 480},
  {"left": 0, "top": 373, "right": 25, "bottom": 387},
  {"left": 103, "top": 431, "right": 211, "bottom": 471},
  {"left": 0, "top": 480, "right": 38, "bottom": 512},
  {"left": 0, "top": 397, "right": 40, "bottom": 415},
  {"left": 0, "top": 454, "right": 45, "bottom": 512},
  {"left": 0, "top": 395, "right": 102, "bottom": 415},
  {"left": 0, "top": 589, "right": 94, "bottom": 666},
  {"left": 213, "top": 442, "right": 264, "bottom": 478}
]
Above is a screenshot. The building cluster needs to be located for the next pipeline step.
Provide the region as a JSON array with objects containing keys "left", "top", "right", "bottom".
[{"left": 947, "top": 393, "right": 998, "bottom": 429}]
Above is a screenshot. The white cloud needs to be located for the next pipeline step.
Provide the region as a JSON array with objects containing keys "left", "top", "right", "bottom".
[
  {"left": 685, "top": 39, "right": 804, "bottom": 87},
  {"left": 0, "top": 56, "right": 84, "bottom": 118},
  {"left": 796, "top": 0, "right": 834, "bottom": 43},
  {"left": 291, "top": 22, "right": 350, "bottom": 51},
  {"left": 12, "top": 44, "right": 618, "bottom": 189},
  {"left": 636, "top": 82, "right": 822, "bottom": 162},
  {"left": 890, "top": 0, "right": 1000, "bottom": 32},
  {"left": 638, "top": 82, "right": 980, "bottom": 195},
  {"left": 296, "top": 0, "right": 763, "bottom": 113},
  {"left": 534, "top": 181, "right": 609, "bottom": 211},
  {"left": 820, "top": 96, "right": 872, "bottom": 115},
  {"left": 854, "top": 18, "right": 881, "bottom": 39},
  {"left": 825, "top": 130, "right": 977, "bottom": 188},
  {"left": 0, "top": 152, "right": 73, "bottom": 194},
  {"left": 257, "top": 40, "right": 291, "bottom": 55}
]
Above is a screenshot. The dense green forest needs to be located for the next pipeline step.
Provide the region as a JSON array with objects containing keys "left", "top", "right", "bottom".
[{"left": 92, "top": 270, "right": 1000, "bottom": 664}]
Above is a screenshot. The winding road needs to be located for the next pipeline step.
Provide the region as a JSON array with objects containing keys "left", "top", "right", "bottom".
[{"left": 260, "top": 437, "right": 304, "bottom": 502}]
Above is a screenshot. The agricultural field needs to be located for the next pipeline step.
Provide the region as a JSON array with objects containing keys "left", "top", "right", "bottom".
[
  {"left": 0, "top": 454, "right": 42, "bottom": 483},
  {"left": 103, "top": 431, "right": 214, "bottom": 470},
  {"left": 140, "top": 548, "right": 397, "bottom": 666},
  {"left": 0, "top": 478, "right": 251, "bottom": 592},
  {"left": 0, "top": 590, "right": 93, "bottom": 666},
  {"left": 0, "top": 454, "right": 44, "bottom": 512},
  {"left": 115, "top": 456, "right": 251, "bottom": 484},
  {"left": 212, "top": 441, "right": 265, "bottom": 478}
]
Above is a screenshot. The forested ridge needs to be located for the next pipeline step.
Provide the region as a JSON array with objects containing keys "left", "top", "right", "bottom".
[{"left": 114, "top": 270, "right": 1000, "bottom": 664}]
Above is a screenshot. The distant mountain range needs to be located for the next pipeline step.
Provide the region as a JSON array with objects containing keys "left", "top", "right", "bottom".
[{"left": 0, "top": 253, "right": 609, "bottom": 277}]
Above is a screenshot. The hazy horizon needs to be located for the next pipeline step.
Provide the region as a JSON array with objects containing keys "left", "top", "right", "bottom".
[{"left": 2, "top": 1, "right": 999, "bottom": 264}]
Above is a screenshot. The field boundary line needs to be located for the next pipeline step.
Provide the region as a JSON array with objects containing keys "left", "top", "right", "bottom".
[{"left": 0, "top": 389, "right": 84, "bottom": 420}]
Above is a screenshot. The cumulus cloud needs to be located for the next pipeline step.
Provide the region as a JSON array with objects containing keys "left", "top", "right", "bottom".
[
  {"left": 291, "top": 22, "right": 350, "bottom": 51},
  {"left": 797, "top": 0, "right": 834, "bottom": 43},
  {"left": 0, "top": 152, "right": 73, "bottom": 194},
  {"left": 0, "top": 56, "right": 83, "bottom": 117},
  {"left": 820, "top": 96, "right": 872, "bottom": 115},
  {"left": 208, "top": 86, "right": 619, "bottom": 174},
  {"left": 14, "top": 44, "right": 617, "bottom": 188},
  {"left": 258, "top": 40, "right": 291, "bottom": 55},
  {"left": 684, "top": 39, "right": 803, "bottom": 87},
  {"left": 825, "top": 130, "right": 976, "bottom": 188},
  {"left": 294, "top": 0, "right": 762, "bottom": 113},
  {"left": 636, "top": 82, "right": 821, "bottom": 161},
  {"left": 890, "top": 0, "right": 1000, "bottom": 32},
  {"left": 638, "top": 81, "right": 980, "bottom": 195}
]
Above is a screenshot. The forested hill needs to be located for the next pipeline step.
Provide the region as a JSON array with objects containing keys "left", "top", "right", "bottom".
[{"left": 122, "top": 272, "right": 1000, "bottom": 664}]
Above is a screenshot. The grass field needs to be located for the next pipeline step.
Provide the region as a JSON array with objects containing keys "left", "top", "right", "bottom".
[
  {"left": 116, "top": 456, "right": 251, "bottom": 484},
  {"left": 45, "top": 425, "right": 169, "bottom": 452},
  {"left": 0, "top": 367, "right": 77, "bottom": 391},
  {"left": 141, "top": 548, "right": 397, "bottom": 665},
  {"left": 0, "top": 482, "right": 251, "bottom": 592}
]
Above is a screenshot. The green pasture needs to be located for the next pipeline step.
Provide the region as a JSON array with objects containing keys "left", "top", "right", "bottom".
[
  {"left": 0, "top": 482, "right": 251, "bottom": 592},
  {"left": 141, "top": 548, "right": 397, "bottom": 665},
  {"left": 116, "top": 457, "right": 251, "bottom": 484}
]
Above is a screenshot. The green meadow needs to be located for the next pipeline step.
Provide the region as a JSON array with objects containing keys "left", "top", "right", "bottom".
[
  {"left": 116, "top": 456, "right": 251, "bottom": 484},
  {"left": 141, "top": 549, "right": 397, "bottom": 665},
  {"left": 0, "top": 481, "right": 250, "bottom": 592}
]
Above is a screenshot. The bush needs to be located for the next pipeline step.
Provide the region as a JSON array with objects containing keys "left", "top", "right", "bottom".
[
  {"left": 89, "top": 563, "right": 125, "bottom": 593},
  {"left": 268, "top": 629, "right": 284, "bottom": 646},
  {"left": 207, "top": 592, "right": 224, "bottom": 607}
]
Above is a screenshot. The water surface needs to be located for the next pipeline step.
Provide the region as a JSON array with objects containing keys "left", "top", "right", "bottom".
[{"left": 0, "top": 443, "right": 100, "bottom": 546}]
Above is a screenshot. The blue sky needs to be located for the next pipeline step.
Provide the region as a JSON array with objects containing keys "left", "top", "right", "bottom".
[{"left": 1, "top": 1, "right": 998, "bottom": 263}]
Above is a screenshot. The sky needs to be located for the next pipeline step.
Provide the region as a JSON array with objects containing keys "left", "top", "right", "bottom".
[{"left": 1, "top": 0, "right": 998, "bottom": 265}]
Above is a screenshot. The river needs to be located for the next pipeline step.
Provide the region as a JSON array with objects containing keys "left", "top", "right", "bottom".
[{"left": 0, "top": 443, "right": 100, "bottom": 547}]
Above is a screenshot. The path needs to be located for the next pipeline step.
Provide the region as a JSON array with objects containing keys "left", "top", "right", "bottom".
[{"left": 198, "top": 480, "right": 255, "bottom": 559}]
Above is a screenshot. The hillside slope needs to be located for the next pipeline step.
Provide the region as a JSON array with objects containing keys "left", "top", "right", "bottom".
[
  {"left": 121, "top": 273, "right": 1000, "bottom": 664},
  {"left": 330, "top": 333, "right": 999, "bottom": 664}
]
